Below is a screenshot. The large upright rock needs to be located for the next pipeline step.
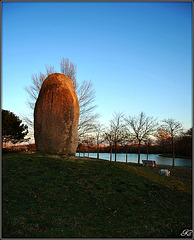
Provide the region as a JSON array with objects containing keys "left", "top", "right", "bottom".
[{"left": 34, "top": 73, "right": 79, "bottom": 155}]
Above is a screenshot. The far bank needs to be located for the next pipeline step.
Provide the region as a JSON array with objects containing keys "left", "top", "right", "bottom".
[{"left": 76, "top": 152, "right": 192, "bottom": 167}]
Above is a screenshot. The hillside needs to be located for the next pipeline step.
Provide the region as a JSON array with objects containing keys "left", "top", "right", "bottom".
[{"left": 2, "top": 153, "right": 192, "bottom": 238}]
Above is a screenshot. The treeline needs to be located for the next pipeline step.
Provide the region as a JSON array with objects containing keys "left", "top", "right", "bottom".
[
  {"left": 77, "top": 131, "right": 192, "bottom": 158},
  {"left": 2, "top": 109, "right": 192, "bottom": 163},
  {"left": 78, "top": 112, "right": 192, "bottom": 166}
]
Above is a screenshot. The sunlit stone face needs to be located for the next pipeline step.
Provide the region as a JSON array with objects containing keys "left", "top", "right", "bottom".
[{"left": 34, "top": 73, "right": 79, "bottom": 155}]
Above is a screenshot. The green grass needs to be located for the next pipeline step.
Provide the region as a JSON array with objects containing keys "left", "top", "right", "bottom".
[{"left": 3, "top": 153, "right": 192, "bottom": 238}]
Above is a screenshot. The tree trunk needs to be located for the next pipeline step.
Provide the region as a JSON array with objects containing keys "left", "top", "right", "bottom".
[
  {"left": 110, "top": 144, "right": 112, "bottom": 161},
  {"left": 138, "top": 142, "right": 141, "bottom": 164},
  {"left": 115, "top": 142, "right": 117, "bottom": 162},
  {"left": 146, "top": 146, "right": 149, "bottom": 160},
  {"left": 172, "top": 138, "right": 175, "bottom": 167},
  {"left": 126, "top": 145, "right": 128, "bottom": 163},
  {"left": 79, "top": 147, "right": 80, "bottom": 157},
  {"left": 97, "top": 143, "right": 99, "bottom": 159}
]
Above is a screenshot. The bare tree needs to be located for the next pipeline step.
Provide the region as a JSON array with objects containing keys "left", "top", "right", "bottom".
[
  {"left": 23, "top": 65, "right": 56, "bottom": 131},
  {"left": 82, "top": 136, "right": 95, "bottom": 158},
  {"left": 120, "top": 130, "right": 133, "bottom": 163},
  {"left": 77, "top": 80, "right": 99, "bottom": 137},
  {"left": 24, "top": 58, "right": 99, "bottom": 138},
  {"left": 60, "top": 58, "right": 100, "bottom": 134},
  {"left": 156, "top": 128, "right": 171, "bottom": 154},
  {"left": 161, "top": 118, "right": 182, "bottom": 167},
  {"left": 93, "top": 123, "right": 104, "bottom": 159},
  {"left": 125, "top": 112, "right": 158, "bottom": 164},
  {"left": 60, "top": 57, "right": 78, "bottom": 90},
  {"left": 25, "top": 65, "right": 56, "bottom": 110},
  {"left": 103, "top": 129, "right": 114, "bottom": 161},
  {"left": 143, "top": 138, "right": 152, "bottom": 161},
  {"left": 108, "top": 112, "right": 127, "bottom": 162}
]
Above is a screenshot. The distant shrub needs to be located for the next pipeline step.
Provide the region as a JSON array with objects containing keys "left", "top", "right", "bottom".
[{"left": 3, "top": 147, "right": 21, "bottom": 154}]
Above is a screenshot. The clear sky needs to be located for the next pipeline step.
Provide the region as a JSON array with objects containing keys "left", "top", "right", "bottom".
[{"left": 2, "top": 1, "right": 193, "bottom": 132}]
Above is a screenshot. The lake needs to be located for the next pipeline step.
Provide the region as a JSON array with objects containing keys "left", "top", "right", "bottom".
[{"left": 76, "top": 152, "right": 192, "bottom": 167}]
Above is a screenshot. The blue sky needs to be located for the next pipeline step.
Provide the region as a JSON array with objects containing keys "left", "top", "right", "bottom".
[{"left": 2, "top": 1, "right": 193, "bottom": 131}]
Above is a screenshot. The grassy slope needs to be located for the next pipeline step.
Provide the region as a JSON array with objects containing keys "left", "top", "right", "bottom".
[{"left": 2, "top": 153, "right": 192, "bottom": 238}]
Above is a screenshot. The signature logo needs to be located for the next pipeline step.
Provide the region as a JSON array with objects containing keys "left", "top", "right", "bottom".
[{"left": 181, "top": 229, "right": 193, "bottom": 237}]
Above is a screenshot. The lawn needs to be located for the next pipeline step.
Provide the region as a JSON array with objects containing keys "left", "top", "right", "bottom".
[{"left": 2, "top": 152, "right": 192, "bottom": 238}]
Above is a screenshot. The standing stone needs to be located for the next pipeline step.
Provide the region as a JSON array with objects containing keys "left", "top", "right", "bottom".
[{"left": 34, "top": 73, "right": 79, "bottom": 155}]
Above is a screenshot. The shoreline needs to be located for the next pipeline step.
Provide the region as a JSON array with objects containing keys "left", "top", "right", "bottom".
[
  {"left": 76, "top": 152, "right": 192, "bottom": 160},
  {"left": 159, "top": 154, "right": 192, "bottom": 159}
]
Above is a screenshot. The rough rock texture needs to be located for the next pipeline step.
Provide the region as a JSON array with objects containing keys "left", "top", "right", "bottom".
[{"left": 34, "top": 73, "right": 79, "bottom": 155}]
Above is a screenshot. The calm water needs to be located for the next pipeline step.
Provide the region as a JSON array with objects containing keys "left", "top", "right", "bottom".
[{"left": 76, "top": 152, "right": 192, "bottom": 167}]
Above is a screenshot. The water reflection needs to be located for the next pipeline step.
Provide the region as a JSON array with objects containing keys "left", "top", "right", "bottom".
[{"left": 76, "top": 153, "right": 192, "bottom": 167}]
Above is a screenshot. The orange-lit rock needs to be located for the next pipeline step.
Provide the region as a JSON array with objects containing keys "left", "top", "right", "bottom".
[{"left": 34, "top": 73, "right": 79, "bottom": 155}]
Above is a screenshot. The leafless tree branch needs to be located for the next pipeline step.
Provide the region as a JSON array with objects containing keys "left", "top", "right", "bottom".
[
  {"left": 23, "top": 59, "right": 99, "bottom": 140},
  {"left": 125, "top": 112, "right": 158, "bottom": 164}
]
